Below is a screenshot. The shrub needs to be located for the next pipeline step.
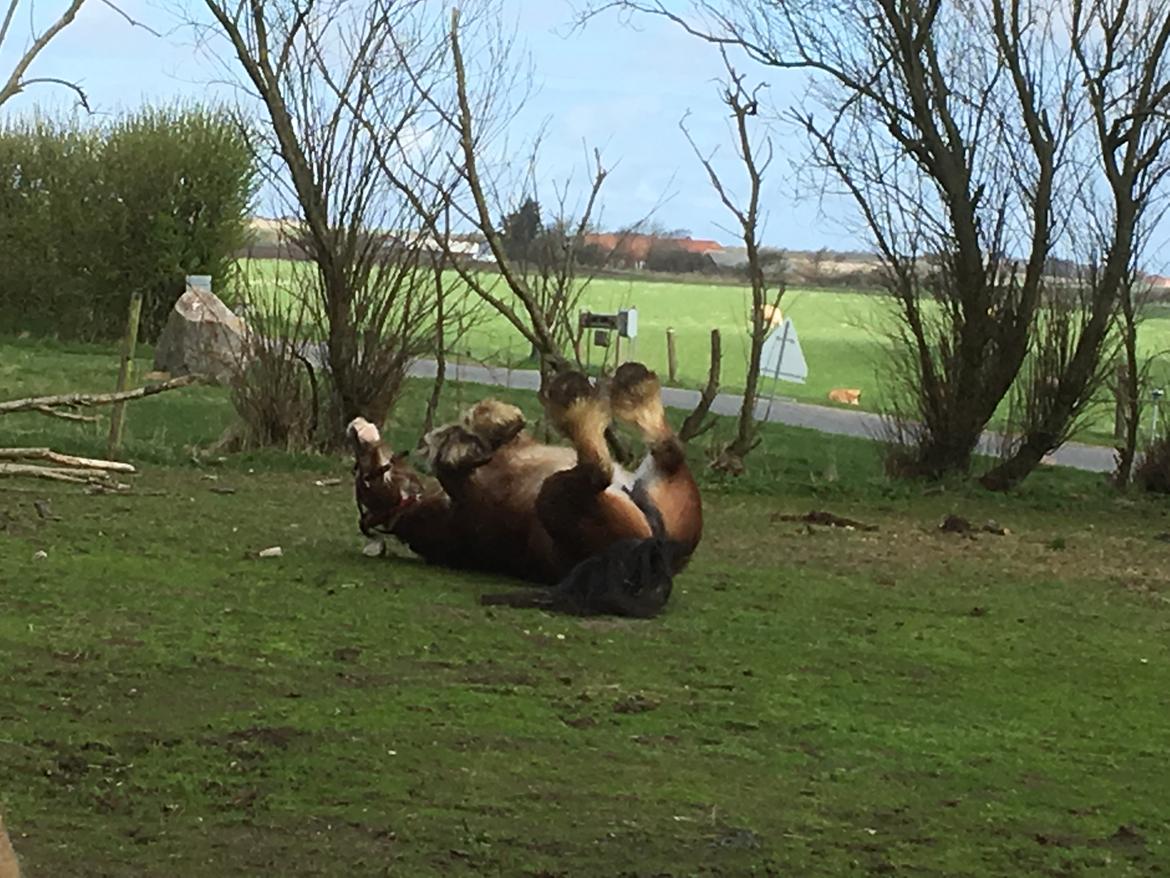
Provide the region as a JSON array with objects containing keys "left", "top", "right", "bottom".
[
  {"left": 1134, "top": 436, "right": 1170, "bottom": 493},
  {"left": 0, "top": 105, "right": 255, "bottom": 342},
  {"left": 216, "top": 266, "right": 320, "bottom": 452}
]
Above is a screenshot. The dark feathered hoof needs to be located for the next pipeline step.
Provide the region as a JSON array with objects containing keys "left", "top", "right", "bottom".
[
  {"left": 608, "top": 362, "right": 661, "bottom": 422},
  {"left": 545, "top": 370, "right": 597, "bottom": 411},
  {"left": 544, "top": 371, "right": 609, "bottom": 449},
  {"left": 421, "top": 424, "right": 492, "bottom": 473}
]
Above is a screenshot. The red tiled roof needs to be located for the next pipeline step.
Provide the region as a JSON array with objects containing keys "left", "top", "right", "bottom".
[
  {"left": 672, "top": 238, "right": 723, "bottom": 254},
  {"left": 582, "top": 233, "right": 724, "bottom": 261}
]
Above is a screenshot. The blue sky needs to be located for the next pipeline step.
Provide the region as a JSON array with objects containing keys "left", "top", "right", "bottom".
[
  {"left": 0, "top": 0, "right": 864, "bottom": 252},
  {"left": 4, "top": 0, "right": 1168, "bottom": 270}
]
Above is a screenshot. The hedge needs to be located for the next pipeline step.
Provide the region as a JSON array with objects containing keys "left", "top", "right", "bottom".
[{"left": 0, "top": 105, "right": 256, "bottom": 342}]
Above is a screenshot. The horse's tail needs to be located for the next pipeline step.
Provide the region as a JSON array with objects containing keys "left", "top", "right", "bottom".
[
  {"left": 549, "top": 535, "right": 684, "bottom": 618},
  {"left": 480, "top": 536, "right": 685, "bottom": 619}
]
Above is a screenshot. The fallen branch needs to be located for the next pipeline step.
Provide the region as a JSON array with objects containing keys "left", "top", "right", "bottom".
[
  {"left": 0, "top": 463, "right": 100, "bottom": 484},
  {"left": 0, "top": 448, "right": 137, "bottom": 473},
  {"left": 32, "top": 405, "right": 100, "bottom": 423},
  {"left": 0, "top": 374, "right": 201, "bottom": 416}
]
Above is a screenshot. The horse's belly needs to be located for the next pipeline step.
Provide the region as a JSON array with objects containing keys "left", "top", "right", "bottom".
[{"left": 455, "top": 442, "right": 641, "bottom": 581}]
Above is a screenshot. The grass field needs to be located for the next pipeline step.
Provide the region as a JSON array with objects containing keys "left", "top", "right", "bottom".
[
  {"left": 240, "top": 259, "right": 1170, "bottom": 446},
  {"left": 3, "top": 337, "right": 1170, "bottom": 875},
  {"left": 241, "top": 259, "right": 895, "bottom": 401}
]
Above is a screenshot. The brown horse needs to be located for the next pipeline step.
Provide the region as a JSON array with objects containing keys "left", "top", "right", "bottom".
[
  {"left": 348, "top": 363, "right": 702, "bottom": 617},
  {"left": 0, "top": 813, "right": 20, "bottom": 878}
]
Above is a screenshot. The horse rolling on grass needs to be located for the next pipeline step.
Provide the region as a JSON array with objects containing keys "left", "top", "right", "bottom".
[{"left": 348, "top": 363, "right": 703, "bottom": 617}]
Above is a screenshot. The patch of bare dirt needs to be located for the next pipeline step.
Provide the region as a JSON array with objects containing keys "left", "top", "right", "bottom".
[
  {"left": 613, "top": 693, "right": 659, "bottom": 715},
  {"left": 773, "top": 510, "right": 878, "bottom": 531}
]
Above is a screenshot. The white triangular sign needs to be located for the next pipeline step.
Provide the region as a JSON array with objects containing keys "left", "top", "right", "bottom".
[{"left": 759, "top": 318, "right": 808, "bottom": 384}]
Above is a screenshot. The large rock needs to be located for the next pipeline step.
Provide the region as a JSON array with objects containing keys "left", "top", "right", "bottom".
[{"left": 154, "top": 287, "right": 249, "bottom": 384}]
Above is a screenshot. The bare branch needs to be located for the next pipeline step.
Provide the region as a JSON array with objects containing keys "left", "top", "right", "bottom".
[
  {"left": 98, "top": 0, "right": 165, "bottom": 37},
  {"left": 0, "top": 448, "right": 136, "bottom": 472},
  {"left": 0, "top": 375, "right": 202, "bottom": 416},
  {"left": 0, "top": 0, "right": 87, "bottom": 108},
  {"left": 681, "top": 53, "right": 777, "bottom": 468},
  {"left": 679, "top": 328, "right": 722, "bottom": 442}
]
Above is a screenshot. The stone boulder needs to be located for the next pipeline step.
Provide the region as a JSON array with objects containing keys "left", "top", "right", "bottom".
[{"left": 154, "top": 287, "right": 249, "bottom": 384}]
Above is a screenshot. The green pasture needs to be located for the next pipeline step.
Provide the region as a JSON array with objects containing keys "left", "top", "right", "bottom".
[
  {"left": 3, "top": 337, "right": 1170, "bottom": 874},
  {"left": 239, "top": 259, "right": 1170, "bottom": 446}
]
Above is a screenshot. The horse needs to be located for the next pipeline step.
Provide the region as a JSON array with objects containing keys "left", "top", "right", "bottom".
[{"left": 347, "top": 363, "right": 702, "bottom": 617}]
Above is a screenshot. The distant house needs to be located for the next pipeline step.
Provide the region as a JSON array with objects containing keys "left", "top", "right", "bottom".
[
  {"left": 708, "top": 247, "right": 750, "bottom": 270},
  {"left": 582, "top": 232, "right": 724, "bottom": 270},
  {"left": 381, "top": 231, "right": 489, "bottom": 262},
  {"left": 671, "top": 237, "right": 724, "bottom": 254}
]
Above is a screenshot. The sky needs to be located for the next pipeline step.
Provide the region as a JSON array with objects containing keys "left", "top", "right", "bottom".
[
  {"left": 3, "top": 0, "right": 1167, "bottom": 269},
  {"left": 0, "top": 0, "right": 866, "bottom": 253}
]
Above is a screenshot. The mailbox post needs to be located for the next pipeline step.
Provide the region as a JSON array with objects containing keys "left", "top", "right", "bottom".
[{"left": 579, "top": 307, "right": 638, "bottom": 370}]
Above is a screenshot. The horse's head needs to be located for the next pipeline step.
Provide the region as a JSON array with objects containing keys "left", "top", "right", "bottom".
[{"left": 347, "top": 417, "right": 425, "bottom": 537}]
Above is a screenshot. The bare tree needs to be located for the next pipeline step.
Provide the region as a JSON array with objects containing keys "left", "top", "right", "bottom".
[
  {"left": 325, "top": 4, "right": 683, "bottom": 465},
  {"left": 980, "top": 0, "right": 1170, "bottom": 489},
  {"left": 586, "top": 0, "right": 1170, "bottom": 489},
  {"left": 393, "top": 7, "right": 581, "bottom": 383},
  {"left": 341, "top": 7, "right": 668, "bottom": 401},
  {"left": 1112, "top": 274, "right": 1162, "bottom": 488},
  {"left": 583, "top": 1, "right": 1065, "bottom": 478},
  {"left": 680, "top": 54, "right": 779, "bottom": 471},
  {"left": 197, "top": 0, "right": 473, "bottom": 444}
]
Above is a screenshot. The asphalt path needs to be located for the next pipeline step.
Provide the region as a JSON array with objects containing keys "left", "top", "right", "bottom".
[{"left": 404, "top": 359, "right": 1116, "bottom": 475}]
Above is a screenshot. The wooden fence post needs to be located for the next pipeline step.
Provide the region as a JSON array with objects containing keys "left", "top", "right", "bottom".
[
  {"left": 107, "top": 290, "right": 144, "bottom": 459},
  {"left": 666, "top": 328, "right": 678, "bottom": 384}
]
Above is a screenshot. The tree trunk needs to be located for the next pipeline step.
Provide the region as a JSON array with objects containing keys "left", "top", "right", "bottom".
[
  {"left": 979, "top": 436, "right": 1051, "bottom": 492},
  {"left": 908, "top": 423, "right": 981, "bottom": 480},
  {"left": 1114, "top": 359, "right": 1140, "bottom": 489},
  {"left": 982, "top": 247, "right": 1132, "bottom": 491}
]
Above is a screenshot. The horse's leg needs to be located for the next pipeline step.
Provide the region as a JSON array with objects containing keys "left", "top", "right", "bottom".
[
  {"left": 476, "top": 370, "right": 675, "bottom": 617},
  {"left": 420, "top": 398, "right": 528, "bottom": 501},
  {"left": 607, "top": 363, "right": 703, "bottom": 561},
  {"left": 536, "top": 371, "right": 652, "bottom": 563}
]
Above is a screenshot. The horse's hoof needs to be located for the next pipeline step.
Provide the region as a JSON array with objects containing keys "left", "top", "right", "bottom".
[
  {"left": 463, "top": 398, "right": 526, "bottom": 449},
  {"left": 608, "top": 362, "right": 663, "bottom": 428},
  {"left": 545, "top": 371, "right": 610, "bottom": 451},
  {"left": 422, "top": 424, "right": 492, "bottom": 473},
  {"left": 545, "top": 371, "right": 597, "bottom": 410}
]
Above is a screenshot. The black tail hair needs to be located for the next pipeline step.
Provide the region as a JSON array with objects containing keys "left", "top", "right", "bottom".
[{"left": 481, "top": 478, "right": 682, "bottom": 619}]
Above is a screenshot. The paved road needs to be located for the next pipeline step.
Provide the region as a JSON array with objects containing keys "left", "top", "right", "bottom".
[{"left": 406, "top": 359, "right": 1117, "bottom": 475}]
